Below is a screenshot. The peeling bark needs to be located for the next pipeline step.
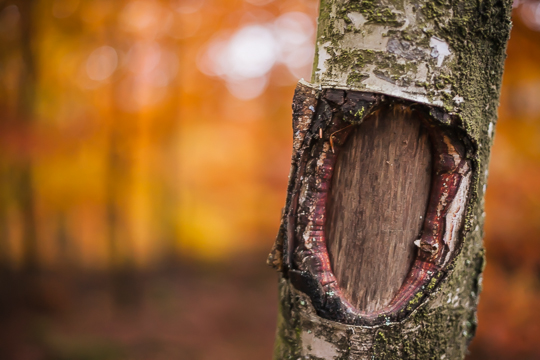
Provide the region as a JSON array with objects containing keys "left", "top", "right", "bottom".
[{"left": 269, "top": 0, "right": 512, "bottom": 359}]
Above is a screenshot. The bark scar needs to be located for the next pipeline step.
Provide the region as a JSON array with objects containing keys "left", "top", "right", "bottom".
[{"left": 269, "top": 83, "right": 473, "bottom": 326}]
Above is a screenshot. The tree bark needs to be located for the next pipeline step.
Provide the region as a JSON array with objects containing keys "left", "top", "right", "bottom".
[{"left": 268, "top": 0, "right": 512, "bottom": 359}]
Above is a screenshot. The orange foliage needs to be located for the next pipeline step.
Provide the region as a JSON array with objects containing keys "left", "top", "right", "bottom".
[
  {"left": 0, "top": 1, "right": 539, "bottom": 357},
  {"left": 0, "top": 0, "right": 317, "bottom": 268}
]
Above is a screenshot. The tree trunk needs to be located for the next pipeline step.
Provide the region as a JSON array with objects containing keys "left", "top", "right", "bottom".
[
  {"left": 16, "top": 0, "right": 38, "bottom": 273},
  {"left": 268, "top": 1, "right": 512, "bottom": 359}
]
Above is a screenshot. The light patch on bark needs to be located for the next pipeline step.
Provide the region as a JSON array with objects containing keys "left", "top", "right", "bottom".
[
  {"left": 453, "top": 95, "right": 464, "bottom": 105},
  {"left": 443, "top": 172, "right": 471, "bottom": 265},
  {"left": 347, "top": 12, "right": 367, "bottom": 28},
  {"left": 301, "top": 331, "right": 340, "bottom": 359},
  {"left": 437, "top": 191, "right": 450, "bottom": 218},
  {"left": 430, "top": 37, "right": 452, "bottom": 67},
  {"left": 364, "top": 70, "right": 436, "bottom": 105},
  {"left": 316, "top": 143, "right": 330, "bottom": 168},
  {"left": 299, "top": 180, "right": 310, "bottom": 208},
  {"left": 317, "top": 42, "right": 332, "bottom": 75},
  {"left": 341, "top": 27, "right": 389, "bottom": 51}
]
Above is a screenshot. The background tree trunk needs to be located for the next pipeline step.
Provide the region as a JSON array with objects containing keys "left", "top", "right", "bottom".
[
  {"left": 269, "top": 0, "right": 512, "bottom": 359},
  {"left": 15, "top": 0, "right": 38, "bottom": 273}
]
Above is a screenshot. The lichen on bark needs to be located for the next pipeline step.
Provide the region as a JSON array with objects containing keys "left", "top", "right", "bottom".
[{"left": 313, "top": 0, "right": 512, "bottom": 117}]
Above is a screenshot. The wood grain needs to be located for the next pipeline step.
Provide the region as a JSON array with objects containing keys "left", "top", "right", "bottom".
[{"left": 326, "top": 106, "right": 432, "bottom": 313}]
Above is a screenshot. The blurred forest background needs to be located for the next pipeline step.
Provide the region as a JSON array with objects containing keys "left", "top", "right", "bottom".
[{"left": 0, "top": 0, "right": 538, "bottom": 359}]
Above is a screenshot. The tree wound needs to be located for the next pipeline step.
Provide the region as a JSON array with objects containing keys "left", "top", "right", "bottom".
[
  {"left": 326, "top": 106, "right": 432, "bottom": 313},
  {"left": 277, "top": 86, "right": 472, "bottom": 325}
]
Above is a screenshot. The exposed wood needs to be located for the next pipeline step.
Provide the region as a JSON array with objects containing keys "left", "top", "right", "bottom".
[{"left": 326, "top": 106, "right": 432, "bottom": 312}]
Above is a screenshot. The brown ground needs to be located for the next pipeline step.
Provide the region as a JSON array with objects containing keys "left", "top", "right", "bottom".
[{"left": 0, "top": 252, "right": 538, "bottom": 360}]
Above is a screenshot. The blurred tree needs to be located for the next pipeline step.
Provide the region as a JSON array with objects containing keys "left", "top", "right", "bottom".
[
  {"left": 13, "top": 0, "right": 38, "bottom": 273},
  {"left": 269, "top": 0, "right": 513, "bottom": 359}
]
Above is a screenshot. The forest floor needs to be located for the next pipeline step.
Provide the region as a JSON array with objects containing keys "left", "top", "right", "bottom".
[{"left": 0, "top": 252, "right": 537, "bottom": 360}]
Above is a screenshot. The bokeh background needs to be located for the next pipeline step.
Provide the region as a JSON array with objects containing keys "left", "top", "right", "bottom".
[{"left": 0, "top": 0, "right": 538, "bottom": 359}]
